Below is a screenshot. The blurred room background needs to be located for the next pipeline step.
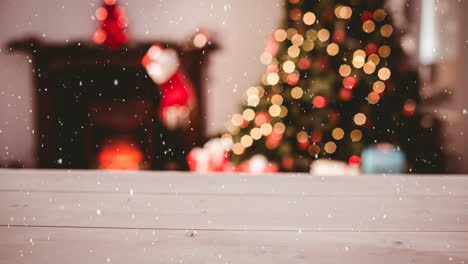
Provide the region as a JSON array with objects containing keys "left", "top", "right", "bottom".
[{"left": 0, "top": 0, "right": 467, "bottom": 172}]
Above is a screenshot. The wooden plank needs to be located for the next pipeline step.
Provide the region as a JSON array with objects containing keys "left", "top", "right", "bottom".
[
  {"left": 1, "top": 169, "right": 467, "bottom": 197},
  {"left": 1, "top": 170, "right": 468, "bottom": 263},
  {"left": 1, "top": 186, "right": 467, "bottom": 231},
  {"left": 1, "top": 226, "right": 467, "bottom": 264}
]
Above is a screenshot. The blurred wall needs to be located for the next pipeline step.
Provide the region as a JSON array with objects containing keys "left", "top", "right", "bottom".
[
  {"left": 416, "top": 0, "right": 468, "bottom": 172},
  {"left": 0, "top": 0, "right": 283, "bottom": 167},
  {"left": 454, "top": 1, "right": 468, "bottom": 173}
]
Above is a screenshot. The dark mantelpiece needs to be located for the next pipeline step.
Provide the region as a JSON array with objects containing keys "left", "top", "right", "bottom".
[{"left": 8, "top": 36, "right": 217, "bottom": 170}]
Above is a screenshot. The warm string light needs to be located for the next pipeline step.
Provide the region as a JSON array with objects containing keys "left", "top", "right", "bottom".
[
  {"left": 232, "top": 142, "right": 245, "bottom": 155},
  {"left": 317, "top": 29, "right": 330, "bottom": 42},
  {"left": 378, "top": 45, "right": 391, "bottom": 58},
  {"left": 332, "top": 128, "right": 344, "bottom": 140},
  {"left": 302, "top": 40, "right": 315, "bottom": 51},
  {"left": 362, "top": 20, "right": 375, "bottom": 33},
  {"left": 353, "top": 113, "right": 366, "bottom": 126},
  {"left": 380, "top": 24, "right": 393, "bottom": 37},
  {"left": 273, "top": 122, "right": 286, "bottom": 134},
  {"left": 279, "top": 105, "right": 288, "bottom": 117},
  {"left": 261, "top": 123, "right": 273, "bottom": 135},
  {"left": 378, "top": 67, "right": 391, "bottom": 81},
  {"left": 368, "top": 54, "right": 380, "bottom": 66},
  {"left": 296, "top": 131, "right": 309, "bottom": 143},
  {"left": 335, "top": 5, "right": 352, "bottom": 19},
  {"left": 287, "top": 28, "right": 298, "bottom": 39},
  {"left": 367, "top": 92, "right": 380, "bottom": 104},
  {"left": 271, "top": 94, "right": 284, "bottom": 105},
  {"left": 288, "top": 45, "right": 301, "bottom": 58},
  {"left": 308, "top": 144, "right": 320, "bottom": 156},
  {"left": 372, "top": 81, "right": 386, "bottom": 93},
  {"left": 324, "top": 141, "right": 337, "bottom": 154},
  {"left": 373, "top": 9, "right": 387, "bottom": 22},
  {"left": 306, "top": 29, "right": 318, "bottom": 40},
  {"left": 241, "top": 135, "right": 253, "bottom": 147},
  {"left": 339, "top": 64, "right": 352, "bottom": 77},
  {"left": 250, "top": 127, "right": 262, "bottom": 140},
  {"left": 291, "top": 86, "right": 304, "bottom": 99},
  {"left": 246, "top": 86, "right": 263, "bottom": 107},
  {"left": 269, "top": 105, "right": 281, "bottom": 117},
  {"left": 291, "top": 34, "right": 304, "bottom": 46},
  {"left": 267, "top": 73, "right": 280, "bottom": 85},
  {"left": 326, "top": 43, "right": 340, "bottom": 56},
  {"left": 350, "top": 129, "right": 363, "bottom": 142},
  {"left": 242, "top": 109, "right": 255, "bottom": 121},
  {"left": 274, "top": 29, "right": 287, "bottom": 42},
  {"left": 193, "top": 33, "right": 208, "bottom": 48},
  {"left": 352, "top": 49, "right": 366, "bottom": 69},
  {"left": 231, "top": 114, "right": 243, "bottom": 126},
  {"left": 363, "top": 61, "right": 376, "bottom": 74},
  {"left": 260, "top": 52, "right": 273, "bottom": 65},
  {"left": 282, "top": 61, "right": 296, "bottom": 73},
  {"left": 303, "top": 12, "right": 316, "bottom": 25}
]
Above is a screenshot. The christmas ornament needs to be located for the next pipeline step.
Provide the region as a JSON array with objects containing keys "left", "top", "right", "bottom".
[
  {"left": 142, "top": 45, "right": 196, "bottom": 130},
  {"left": 92, "top": 0, "right": 128, "bottom": 49}
]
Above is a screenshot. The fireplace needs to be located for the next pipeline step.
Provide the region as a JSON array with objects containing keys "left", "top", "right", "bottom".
[{"left": 8, "top": 36, "right": 217, "bottom": 170}]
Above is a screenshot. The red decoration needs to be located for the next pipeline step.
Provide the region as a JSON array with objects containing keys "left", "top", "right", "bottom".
[
  {"left": 349, "top": 155, "right": 361, "bottom": 167},
  {"left": 255, "top": 111, "right": 270, "bottom": 127},
  {"left": 187, "top": 138, "right": 233, "bottom": 172},
  {"left": 321, "top": 10, "right": 334, "bottom": 23},
  {"left": 298, "top": 140, "right": 310, "bottom": 151},
  {"left": 287, "top": 73, "right": 299, "bottom": 85},
  {"left": 266, "top": 132, "right": 283, "bottom": 150},
  {"left": 240, "top": 119, "right": 250, "bottom": 128},
  {"left": 339, "top": 88, "right": 353, "bottom": 101},
  {"left": 312, "top": 96, "right": 327, "bottom": 108},
  {"left": 365, "top": 43, "right": 378, "bottom": 55},
  {"left": 403, "top": 100, "right": 417, "bottom": 117},
  {"left": 310, "top": 131, "right": 322, "bottom": 143},
  {"left": 97, "top": 141, "right": 143, "bottom": 170},
  {"left": 281, "top": 157, "right": 295, "bottom": 170},
  {"left": 343, "top": 76, "right": 357, "bottom": 89},
  {"left": 267, "top": 64, "right": 279, "bottom": 73},
  {"left": 289, "top": 8, "right": 302, "bottom": 21},
  {"left": 142, "top": 45, "right": 196, "bottom": 130},
  {"left": 318, "top": 56, "right": 329, "bottom": 71},
  {"left": 329, "top": 110, "right": 340, "bottom": 123},
  {"left": 298, "top": 57, "right": 311, "bottom": 70},
  {"left": 92, "top": 0, "right": 128, "bottom": 49},
  {"left": 333, "top": 30, "right": 346, "bottom": 44},
  {"left": 265, "top": 32, "right": 280, "bottom": 56},
  {"left": 361, "top": 11, "right": 373, "bottom": 22}
]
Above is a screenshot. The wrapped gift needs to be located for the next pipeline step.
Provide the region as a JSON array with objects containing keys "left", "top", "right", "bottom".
[{"left": 361, "top": 143, "right": 406, "bottom": 173}]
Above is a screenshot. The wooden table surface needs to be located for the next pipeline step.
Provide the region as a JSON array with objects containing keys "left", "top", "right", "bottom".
[{"left": 0, "top": 169, "right": 467, "bottom": 263}]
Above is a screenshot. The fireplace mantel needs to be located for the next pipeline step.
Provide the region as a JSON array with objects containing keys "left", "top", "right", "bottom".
[{"left": 8, "top": 36, "right": 218, "bottom": 170}]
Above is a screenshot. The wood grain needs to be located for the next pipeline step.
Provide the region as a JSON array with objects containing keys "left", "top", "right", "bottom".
[{"left": 0, "top": 169, "right": 467, "bottom": 263}]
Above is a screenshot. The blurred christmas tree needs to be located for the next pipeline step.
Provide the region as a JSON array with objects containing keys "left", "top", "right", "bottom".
[{"left": 226, "top": 0, "right": 441, "bottom": 172}]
